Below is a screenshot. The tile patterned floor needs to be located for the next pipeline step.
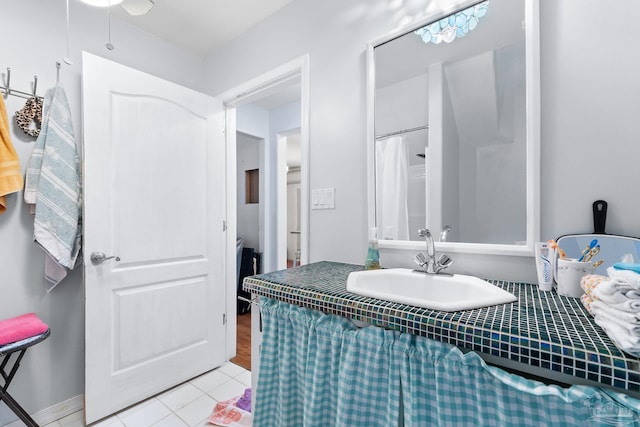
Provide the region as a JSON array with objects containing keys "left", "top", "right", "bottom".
[{"left": 32, "top": 362, "right": 250, "bottom": 427}]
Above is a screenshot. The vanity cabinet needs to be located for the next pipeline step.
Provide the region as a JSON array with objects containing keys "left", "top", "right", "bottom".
[
  {"left": 252, "top": 298, "right": 639, "bottom": 426},
  {"left": 244, "top": 262, "right": 640, "bottom": 426}
]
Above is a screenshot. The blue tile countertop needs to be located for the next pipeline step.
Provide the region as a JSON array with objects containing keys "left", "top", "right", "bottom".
[{"left": 243, "top": 261, "right": 640, "bottom": 394}]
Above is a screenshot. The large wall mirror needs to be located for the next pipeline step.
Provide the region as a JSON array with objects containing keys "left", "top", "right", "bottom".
[{"left": 367, "top": 0, "right": 539, "bottom": 255}]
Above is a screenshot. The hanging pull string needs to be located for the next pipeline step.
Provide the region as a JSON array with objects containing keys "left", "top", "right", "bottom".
[
  {"left": 106, "top": 1, "right": 114, "bottom": 50},
  {"left": 64, "top": 0, "right": 73, "bottom": 64}
]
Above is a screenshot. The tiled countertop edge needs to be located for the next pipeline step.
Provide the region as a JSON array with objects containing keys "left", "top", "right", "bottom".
[{"left": 243, "top": 262, "right": 640, "bottom": 395}]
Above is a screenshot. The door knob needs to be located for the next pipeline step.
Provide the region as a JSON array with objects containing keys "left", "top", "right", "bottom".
[{"left": 90, "top": 252, "right": 120, "bottom": 265}]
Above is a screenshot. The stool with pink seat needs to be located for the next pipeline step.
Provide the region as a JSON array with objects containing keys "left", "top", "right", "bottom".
[{"left": 0, "top": 313, "right": 50, "bottom": 427}]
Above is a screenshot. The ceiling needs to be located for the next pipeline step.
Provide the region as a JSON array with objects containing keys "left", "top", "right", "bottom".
[
  {"left": 109, "top": 0, "right": 301, "bottom": 109},
  {"left": 111, "top": 0, "right": 295, "bottom": 55}
]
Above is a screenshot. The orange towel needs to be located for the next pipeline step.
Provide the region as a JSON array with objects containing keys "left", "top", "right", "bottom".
[{"left": 0, "top": 96, "right": 23, "bottom": 213}]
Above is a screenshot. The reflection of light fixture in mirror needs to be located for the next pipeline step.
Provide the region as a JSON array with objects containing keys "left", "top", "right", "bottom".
[{"left": 414, "top": 1, "right": 489, "bottom": 44}]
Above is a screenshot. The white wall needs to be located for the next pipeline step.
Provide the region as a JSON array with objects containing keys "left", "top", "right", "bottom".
[
  {"left": 541, "top": 0, "right": 640, "bottom": 241},
  {"left": 205, "top": 0, "right": 640, "bottom": 282},
  {"left": 237, "top": 103, "right": 270, "bottom": 138},
  {"left": 236, "top": 133, "right": 261, "bottom": 251},
  {"left": 0, "top": 1, "right": 204, "bottom": 422},
  {"left": 270, "top": 102, "right": 302, "bottom": 142}
]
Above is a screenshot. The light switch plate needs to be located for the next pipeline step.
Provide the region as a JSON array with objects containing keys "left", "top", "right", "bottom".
[{"left": 311, "top": 188, "right": 335, "bottom": 210}]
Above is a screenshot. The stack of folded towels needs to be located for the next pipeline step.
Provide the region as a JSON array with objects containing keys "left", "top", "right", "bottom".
[{"left": 581, "top": 263, "right": 640, "bottom": 357}]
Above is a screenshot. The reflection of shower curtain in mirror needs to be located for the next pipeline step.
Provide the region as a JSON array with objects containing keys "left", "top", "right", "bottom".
[{"left": 376, "top": 136, "right": 410, "bottom": 240}]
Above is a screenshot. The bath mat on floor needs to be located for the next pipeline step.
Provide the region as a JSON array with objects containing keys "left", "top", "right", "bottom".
[{"left": 209, "top": 388, "right": 252, "bottom": 426}]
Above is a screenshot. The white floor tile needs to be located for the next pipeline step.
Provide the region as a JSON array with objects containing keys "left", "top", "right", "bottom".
[
  {"left": 208, "top": 378, "right": 248, "bottom": 403},
  {"left": 190, "top": 419, "right": 213, "bottom": 427},
  {"left": 35, "top": 366, "right": 252, "bottom": 427},
  {"left": 150, "top": 414, "right": 189, "bottom": 427},
  {"left": 190, "top": 369, "right": 233, "bottom": 394},
  {"left": 157, "top": 383, "right": 205, "bottom": 412},
  {"left": 90, "top": 416, "right": 125, "bottom": 427},
  {"left": 235, "top": 370, "right": 252, "bottom": 388},
  {"left": 118, "top": 399, "right": 171, "bottom": 427},
  {"left": 173, "top": 395, "right": 216, "bottom": 427},
  {"left": 59, "top": 419, "right": 85, "bottom": 427},
  {"left": 116, "top": 398, "right": 156, "bottom": 419},
  {"left": 58, "top": 410, "right": 85, "bottom": 426},
  {"left": 217, "top": 362, "right": 245, "bottom": 378}
]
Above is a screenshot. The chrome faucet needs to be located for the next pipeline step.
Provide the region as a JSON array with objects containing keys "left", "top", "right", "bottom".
[{"left": 414, "top": 228, "right": 453, "bottom": 274}]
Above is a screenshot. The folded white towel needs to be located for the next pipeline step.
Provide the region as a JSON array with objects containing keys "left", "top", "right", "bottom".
[
  {"left": 596, "top": 279, "right": 640, "bottom": 298},
  {"left": 596, "top": 279, "right": 640, "bottom": 300},
  {"left": 594, "top": 315, "right": 640, "bottom": 357},
  {"left": 591, "top": 301, "right": 640, "bottom": 325},
  {"left": 607, "top": 266, "right": 640, "bottom": 289},
  {"left": 593, "top": 286, "right": 640, "bottom": 312},
  {"left": 617, "top": 287, "right": 640, "bottom": 300},
  {"left": 593, "top": 310, "right": 640, "bottom": 336},
  {"left": 591, "top": 308, "right": 640, "bottom": 345}
]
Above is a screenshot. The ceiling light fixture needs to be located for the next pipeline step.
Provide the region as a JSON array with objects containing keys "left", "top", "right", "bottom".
[
  {"left": 121, "top": 0, "right": 154, "bottom": 16},
  {"left": 80, "top": 0, "right": 154, "bottom": 16},
  {"left": 414, "top": 1, "right": 489, "bottom": 45},
  {"left": 80, "top": 0, "right": 124, "bottom": 7}
]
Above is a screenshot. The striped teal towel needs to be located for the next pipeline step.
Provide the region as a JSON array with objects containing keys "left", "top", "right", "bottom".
[{"left": 24, "top": 85, "right": 81, "bottom": 291}]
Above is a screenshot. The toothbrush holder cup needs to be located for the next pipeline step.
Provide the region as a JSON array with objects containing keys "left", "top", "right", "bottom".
[{"left": 555, "top": 258, "right": 594, "bottom": 298}]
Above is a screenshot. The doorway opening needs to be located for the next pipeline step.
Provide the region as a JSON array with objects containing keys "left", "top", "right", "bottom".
[
  {"left": 221, "top": 55, "right": 310, "bottom": 376},
  {"left": 232, "top": 132, "right": 262, "bottom": 371}
]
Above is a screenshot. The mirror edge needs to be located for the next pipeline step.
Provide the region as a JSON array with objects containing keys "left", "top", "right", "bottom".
[
  {"left": 375, "top": 239, "right": 535, "bottom": 257},
  {"left": 366, "top": 41, "right": 376, "bottom": 233},
  {"left": 525, "top": 0, "right": 541, "bottom": 257},
  {"left": 366, "top": 0, "right": 541, "bottom": 257}
]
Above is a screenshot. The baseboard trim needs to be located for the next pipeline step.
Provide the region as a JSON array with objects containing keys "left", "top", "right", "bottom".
[{"left": 4, "top": 395, "right": 84, "bottom": 427}]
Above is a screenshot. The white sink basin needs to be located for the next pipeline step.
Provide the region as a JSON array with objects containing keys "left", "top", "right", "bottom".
[{"left": 346, "top": 268, "right": 517, "bottom": 312}]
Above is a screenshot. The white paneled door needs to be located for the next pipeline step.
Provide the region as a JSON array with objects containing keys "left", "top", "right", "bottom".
[{"left": 82, "top": 52, "right": 227, "bottom": 424}]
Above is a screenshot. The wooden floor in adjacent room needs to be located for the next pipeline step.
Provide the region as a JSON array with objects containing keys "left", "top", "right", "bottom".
[
  {"left": 231, "top": 311, "right": 252, "bottom": 371},
  {"left": 232, "top": 259, "right": 298, "bottom": 371}
]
